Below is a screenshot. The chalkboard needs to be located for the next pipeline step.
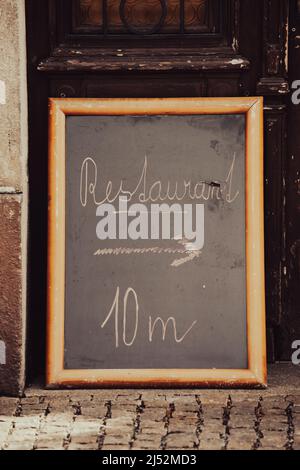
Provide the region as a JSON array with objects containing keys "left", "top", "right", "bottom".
[{"left": 47, "top": 98, "right": 266, "bottom": 388}]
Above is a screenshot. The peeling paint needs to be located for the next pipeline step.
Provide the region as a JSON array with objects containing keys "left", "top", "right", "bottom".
[
  {"left": 232, "top": 36, "right": 238, "bottom": 52},
  {"left": 0, "top": 186, "right": 18, "bottom": 194},
  {"left": 0, "top": 341, "right": 5, "bottom": 365},
  {"left": 285, "top": 19, "right": 289, "bottom": 72},
  {"left": 229, "top": 59, "right": 245, "bottom": 65},
  {"left": 0, "top": 80, "right": 5, "bottom": 104}
]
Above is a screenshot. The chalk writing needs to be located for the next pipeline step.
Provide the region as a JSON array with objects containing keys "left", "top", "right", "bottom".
[
  {"left": 80, "top": 154, "right": 239, "bottom": 208},
  {"left": 101, "top": 287, "right": 197, "bottom": 348}
]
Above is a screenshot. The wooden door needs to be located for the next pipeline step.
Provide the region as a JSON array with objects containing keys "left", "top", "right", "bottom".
[{"left": 26, "top": 0, "right": 293, "bottom": 382}]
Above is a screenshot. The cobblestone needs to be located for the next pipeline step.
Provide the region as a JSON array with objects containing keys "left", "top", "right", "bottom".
[{"left": 0, "top": 365, "right": 299, "bottom": 450}]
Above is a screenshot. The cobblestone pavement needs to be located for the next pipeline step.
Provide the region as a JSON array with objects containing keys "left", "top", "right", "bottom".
[{"left": 0, "top": 365, "right": 299, "bottom": 451}]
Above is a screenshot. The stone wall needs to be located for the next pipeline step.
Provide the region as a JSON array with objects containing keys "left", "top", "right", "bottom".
[{"left": 0, "top": 0, "right": 28, "bottom": 395}]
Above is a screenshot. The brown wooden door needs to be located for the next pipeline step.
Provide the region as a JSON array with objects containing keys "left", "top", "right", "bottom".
[
  {"left": 26, "top": 0, "right": 294, "bottom": 383},
  {"left": 284, "top": 0, "right": 300, "bottom": 359}
]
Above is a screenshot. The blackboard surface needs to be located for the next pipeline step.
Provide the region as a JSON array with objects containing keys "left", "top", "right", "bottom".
[{"left": 65, "top": 113, "right": 247, "bottom": 370}]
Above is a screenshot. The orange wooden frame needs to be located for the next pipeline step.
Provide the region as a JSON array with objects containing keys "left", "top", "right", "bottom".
[{"left": 47, "top": 97, "right": 266, "bottom": 388}]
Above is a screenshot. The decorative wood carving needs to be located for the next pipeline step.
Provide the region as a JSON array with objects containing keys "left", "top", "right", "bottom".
[{"left": 74, "top": 0, "right": 211, "bottom": 34}]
